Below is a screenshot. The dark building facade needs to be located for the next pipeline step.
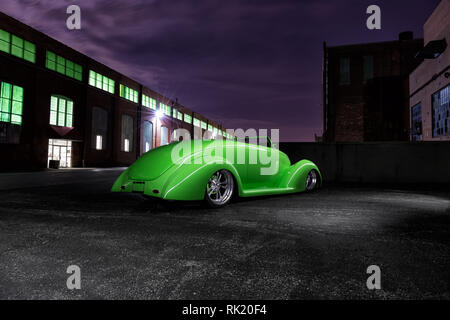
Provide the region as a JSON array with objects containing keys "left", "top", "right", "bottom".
[
  {"left": 409, "top": 0, "right": 449, "bottom": 142},
  {"left": 0, "top": 12, "right": 229, "bottom": 170},
  {"left": 322, "top": 34, "right": 424, "bottom": 142}
]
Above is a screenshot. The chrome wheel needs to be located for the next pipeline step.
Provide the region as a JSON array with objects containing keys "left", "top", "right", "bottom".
[
  {"left": 305, "top": 170, "right": 318, "bottom": 191},
  {"left": 206, "top": 170, "right": 234, "bottom": 206}
]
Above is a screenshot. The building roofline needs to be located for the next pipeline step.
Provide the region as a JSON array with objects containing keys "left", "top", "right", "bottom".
[{"left": 325, "top": 38, "right": 423, "bottom": 50}]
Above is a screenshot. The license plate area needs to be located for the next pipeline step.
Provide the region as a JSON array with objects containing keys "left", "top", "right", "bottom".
[{"left": 132, "top": 181, "right": 145, "bottom": 193}]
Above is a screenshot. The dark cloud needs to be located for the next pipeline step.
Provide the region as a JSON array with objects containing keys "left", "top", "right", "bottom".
[{"left": 0, "top": 0, "right": 440, "bottom": 141}]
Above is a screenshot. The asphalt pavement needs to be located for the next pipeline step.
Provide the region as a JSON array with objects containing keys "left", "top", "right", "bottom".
[{"left": 0, "top": 168, "right": 449, "bottom": 299}]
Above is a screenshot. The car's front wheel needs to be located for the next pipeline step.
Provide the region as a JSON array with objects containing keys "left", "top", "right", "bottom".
[{"left": 205, "top": 169, "right": 234, "bottom": 207}]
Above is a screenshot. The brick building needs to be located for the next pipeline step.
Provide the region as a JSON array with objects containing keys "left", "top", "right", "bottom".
[
  {"left": 409, "top": 0, "right": 449, "bottom": 141},
  {"left": 0, "top": 12, "right": 230, "bottom": 170},
  {"left": 322, "top": 34, "right": 423, "bottom": 142}
]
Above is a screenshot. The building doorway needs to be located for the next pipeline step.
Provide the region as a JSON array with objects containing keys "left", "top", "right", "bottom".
[{"left": 48, "top": 139, "right": 72, "bottom": 168}]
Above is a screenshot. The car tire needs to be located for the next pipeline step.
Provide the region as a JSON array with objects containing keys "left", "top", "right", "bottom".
[
  {"left": 305, "top": 169, "right": 319, "bottom": 191},
  {"left": 204, "top": 169, "right": 235, "bottom": 208}
]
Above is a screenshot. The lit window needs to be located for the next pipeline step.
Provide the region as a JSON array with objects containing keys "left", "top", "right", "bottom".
[
  {"left": 49, "top": 95, "right": 73, "bottom": 127},
  {"left": 89, "top": 70, "right": 115, "bottom": 94},
  {"left": 124, "top": 138, "right": 130, "bottom": 152},
  {"left": 184, "top": 114, "right": 192, "bottom": 124},
  {"left": 46, "top": 51, "right": 82, "bottom": 81},
  {"left": 193, "top": 118, "right": 200, "bottom": 127},
  {"left": 201, "top": 121, "right": 207, "bottom": 130},
  {"left": 0, "top": 81, "right": 24, "bottom": 125},
  {"left": 0, "top": 29, "right": 35, "bottom": 63},
  {"left": 143, "top": 121, "right": 153, "bottom": 152},
  {"left": 432, "top": 85, "right": 450, "bottom": 137},
  {"left": 160, "top": 103, "right": 171, "bottom": 116},
  {"left": 161, "top": 126, "right": 168, "bottom": 145},
  {"left": 96, "top": 135, "right": 103, "bottom": 150},
  {"left": 142, "top": 95, "right": 157, "bottom": 110},
  {"left": 119, "top": 84, "right": 138, "bottom": 103},
  {"left": 411, "top": 103, "right": 422, "bottom": 141}
]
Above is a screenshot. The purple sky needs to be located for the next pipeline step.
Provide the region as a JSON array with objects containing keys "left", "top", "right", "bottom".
[{"left": 0, "top": 0, "right": 440, "bottom": 141}]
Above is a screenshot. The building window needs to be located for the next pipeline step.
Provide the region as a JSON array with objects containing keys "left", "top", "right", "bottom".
[
  {"left": 411, "top": 103, "right": 422, "bottom": 141},
  {"left": 50, "top": 95, "right": 73, "bottom": 127},
  {"left": 0, "top": 81, "right": 24, "bottom": 125},
  {"left": 0, "top": 29, "right": 36, "bottom": 63},
  {"left": 363, "top": 55, "right": 373, "bottom": 81},
  {"left": 46, "top": 51, "right": 82, "bottom": 81},
  {"left": 339, "top": 57, "right": 350, "bottom": 85},
  {"left": 172, "top": 109, "right": 183, "bottom": 121},
  {"left": 160, "top": 103, "right": 171, "bottom": 116},
  {"left": 172, "top": 129, "right": 178, "bottom": 141},
  {"left": 184, "top": 114, "right": 192, "bottom": 124},
  {"left": 143, "top": 120, "right": 153, "bottom": 152},
  {"left": 201, "top": 121, "right": 207, "bottom": 130},
  {"left": 432, "top": 85, "right": 450, "bottom": 137},
  {"left": 119, "top": 84, "right": 138, "bottom": 103},
  {"left": 121, "top": 114, "right": 133, "bottom": 152},
  {"left": 161, "top": 126, "right": 168, "bottom": 145},
  {"left": 142, "top": 95, "right": 157, "bottom": 110},
  {"left": 193, "top": 118, "right": 200, "bottom": 127},
  {"left": 91, "top": 107, "right": 107, "bottom": 150},
  {"left": 95, "top": 135, "right": 102, "bottom": 150},
  {"left": 89, "top": 70, "right": 115, "bottom": 94}
]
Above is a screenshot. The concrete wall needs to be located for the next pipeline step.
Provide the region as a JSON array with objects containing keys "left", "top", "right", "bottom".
[{"left": 280, "top": 142, "right": 450, "bottom": 184}]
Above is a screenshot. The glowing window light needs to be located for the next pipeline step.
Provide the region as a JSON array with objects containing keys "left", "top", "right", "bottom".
[{"left": 96, "top": 135, "right": 102, "bottom": 150}]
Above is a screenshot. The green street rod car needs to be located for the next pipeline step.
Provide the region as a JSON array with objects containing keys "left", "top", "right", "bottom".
[{"left": 111, "top": 137, "right": 321, "bottom": 207}]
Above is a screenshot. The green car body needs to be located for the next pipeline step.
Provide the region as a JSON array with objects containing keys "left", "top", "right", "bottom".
[{"left": 111, "top": 139, "right": 321, "bottom": 203}]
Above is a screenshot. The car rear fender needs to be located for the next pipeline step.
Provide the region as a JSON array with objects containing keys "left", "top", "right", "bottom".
[{"left": 161, "top": 156, "right": 244, "bottom": 201}]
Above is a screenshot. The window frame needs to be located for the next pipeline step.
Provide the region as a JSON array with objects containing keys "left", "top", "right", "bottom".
[
  {"left": 363, "top": 55, "right": 373, "bottom": 81},
  {"left": 339, "top": 57, "right": 350, "bottom": 85},
  {"left": 0, "top": 29, "right": 36, "bottom": 63},
  {"left": 89, "top": 70, "right": 115, "bottom": 94},
  {"left": 119, "top": 84, "right": 138, "bottom": 103},
  {"left": 0, "top": 81, "right": 24, "bottom": 125},
  {"left": 142, "top": 94, "right": 157, "bottom": 110},
  {"left": 410, "top": 102, "right": 422, "bottom": 141},
  {"left": 49, "top": 95, "right": 74, "bottom": 128},
  {"left": 46, "top": 51, "right": 82, "bottom": 81},
  {"left": 431, "top": 84, "right": 450, "bottom": 138}
]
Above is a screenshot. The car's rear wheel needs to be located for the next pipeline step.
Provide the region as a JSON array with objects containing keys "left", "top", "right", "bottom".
[
  {"left": 205, "top": 169, "right": 234, "bottom": 207},
  {"left": 305, "top": 169, "right": 319, "bottom": 191}
]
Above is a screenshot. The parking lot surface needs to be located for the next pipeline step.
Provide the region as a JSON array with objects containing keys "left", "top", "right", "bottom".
[{"left": 0, "top": 168, "right": 449, "bottom": 299}]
